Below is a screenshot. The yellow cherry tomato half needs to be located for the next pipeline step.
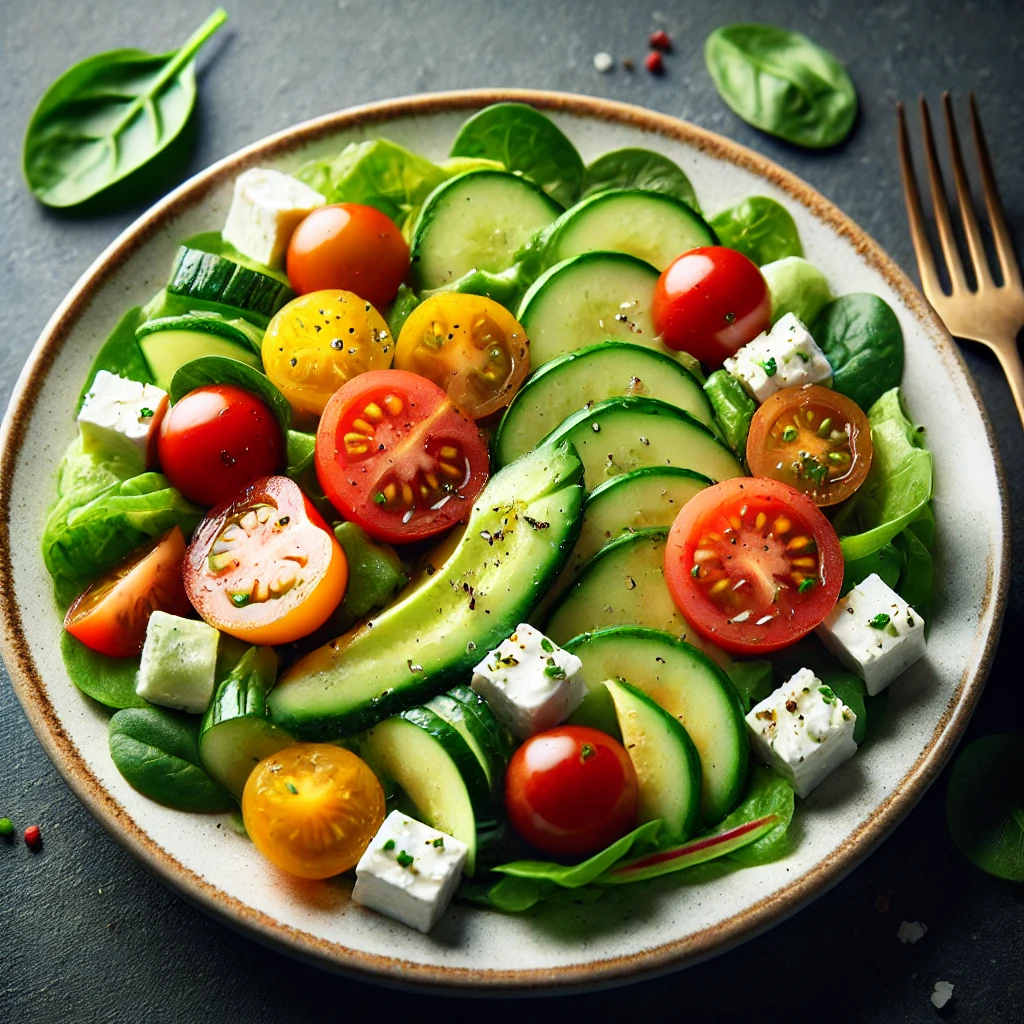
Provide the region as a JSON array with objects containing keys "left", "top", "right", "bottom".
[
  {"left": 263, "top": 290, "right": 394, "bottom": 418},
  {"left": 395, "top": 293, "right": 529, "bottom": 419},
  {"left": 242, "top": 743, "right": 386, "bottom": 879}
]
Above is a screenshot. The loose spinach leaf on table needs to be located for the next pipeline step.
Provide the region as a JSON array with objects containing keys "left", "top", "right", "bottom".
[
  {"left": 169, "top": 355, "right": 292, "bottom": 432},
  {"left": 76, "top": 307, "right": 151, "bottom": 411},
  {"left": 812, "top": 294, "right": 904, "bottom": 410},
  {"left": 710, "top": 196, "right": 803, "bottom": 266},
  {"left": 450, "top": 103, "right": 583, "bottom": 208},
  {"left": 582, "top": 148, "right": 699, "bottom": 210},
  {"left": 834, "top": 388, "right": 933, "bottom": 562},
  {"left": 761, "top": 256, "right": 833, "bottom": 326},
  {"left": 61, "top": 631, "right": 150, "bottom": 710},
  {"left": 109, "top": 707, "right": 234, "bottom": 812},
  {"left": 947, "top": 735, "right": 1024, "bottom": 882},
  {"left": 704, "top": 369, "right": 756, "bottom": 456},
  {"left": 23, "top": 9, "right": 226, "bottom": 208},
  {"left": 704, "top": 24, "right": 858, "bottom": 149}
]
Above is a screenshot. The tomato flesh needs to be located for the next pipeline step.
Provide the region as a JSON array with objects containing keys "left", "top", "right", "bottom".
[
  {"left": 395, "top": 293, "right": 530, "bottom": 419},
  {"left": 63, "top": 527, "right": 191, "bottom": 657},
  {"left": 242, "top": 743, "right": 386, "bottom": 879},
  {"left": 286, "top": 203, "right": 409, "bottom": 309},
  {"left": 653, "top": 246, "right": 771, "bottom": 367},
  {"left": 157, "top": 384, "right": 284, "bottom": 507},
  {"left": 505, "top": 725, "right": 638, "bottom": 857},
  {"left": 185, "top": 475, "right": 348, "bottom": 645},
  {"left": 665, "top": 477, "right": 843, "bottom": 654},
  {"left": 746, "top": 384, "right": 873, "bottom": 506},
  {"left": 316, "top": 369, "right": 489, "bottom": 543}
]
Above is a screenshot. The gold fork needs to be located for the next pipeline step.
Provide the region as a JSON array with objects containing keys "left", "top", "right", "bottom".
[{"left": 897, "top": 93, "right": 1024, "bottom": 426}]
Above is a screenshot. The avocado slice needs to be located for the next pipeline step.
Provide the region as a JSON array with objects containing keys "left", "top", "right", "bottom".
[{"left": 267, "top": 442, "right": 585, "bottom": 738}]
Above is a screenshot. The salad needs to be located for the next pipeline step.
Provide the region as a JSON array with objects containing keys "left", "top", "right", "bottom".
[{"left": 43, "top": 102, "right": 934, "bottom": 932}]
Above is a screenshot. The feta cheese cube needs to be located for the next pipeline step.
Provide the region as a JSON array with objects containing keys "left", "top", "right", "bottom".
[
  {"left": 352, "top": 811, "right": 468, "bottom": 933},
  {"left": 78, "top": 371, "right": 167, "bottom": 472},
  {"left": 745, "top": 667, "right": 858, "bottom": 798},
  {"left": 471, "top": 624, "right": 586, "bottom": 740},
  {"left": 816, "top": 573, "right": 926, "bottom": 695},
  {"left": 724, "top": 312, "right": 833, "bottom": 403},
  {"left": 136, "top": 612, "right": 220, "bottom": 714},
  {"left": 222, "top": 168, "right": 325, "bottom": 269}
]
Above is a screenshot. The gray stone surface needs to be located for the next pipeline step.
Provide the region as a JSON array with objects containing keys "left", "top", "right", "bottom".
[{"left": 1, "top": 0, "right": 1022, "bottom": 1019}]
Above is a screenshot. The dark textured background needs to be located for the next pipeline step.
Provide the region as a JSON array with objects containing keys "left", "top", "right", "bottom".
[{"left": 2, "top": 1, "right": 1022, "bottom": 1020}]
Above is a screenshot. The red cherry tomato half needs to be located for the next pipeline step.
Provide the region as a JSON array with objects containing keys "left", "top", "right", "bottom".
[
  {"left": 664, "top": 476, "right": 843, "bottom": 654},
  {"left": 653, "top": 246, "right": 771, "bottom": 367},
  {"left": 316, "top": 369, "right": 489, "bottom": 544},
  {"left": 287, "top": 203, "right": 410, "bottom": 309},
  {"left": 185, "top": 475, "right": 348, "bottom": 646},
  {"left": 505, "top": 725, "right": 639, "bottom": 857},
  {"left": 157, "top": 385, "right": 284, "bottom": 507},
  {"left": 64, "top": 527, "right": 191, "bottom": 658}
]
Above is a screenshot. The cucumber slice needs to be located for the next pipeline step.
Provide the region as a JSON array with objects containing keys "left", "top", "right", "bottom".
[
  {"left": 199, "top": 648, "right": 293, "bottom": 799},
  {"left": 517, "top": 252, "right": 662, "bottom": 369},
  {"left": 424, "top": 692, "right": 507, "bottom": 794},
  {"left": 542, "top": 396, "right": 743, "bottom": 491},
  {"left": 410, "top": 170, "right": 562, "bottom": 291},
  {"left": 168, "top": 234, "right": 294, "bottom": 319},
  {"left": 545, "top": 190, "right": 717, "bottom": 271},
  {"left": 137, "top": 315, "right": 262, "bottom": 391},
  {"left": 603, "top": 678, "right": 702, "bottom": 841},
  {"left": 565, "top": 628, "right": 748, "bottom": 824},
  {"left": 268, "top": 442, "right": 585, "bottom": 737},
  {"left": 362, "top": 707, "right": 501, "bottom": 873},
  {"left": 544, "top": 528, "right": 691, "bottom": 645},
  {"left": 494, "top": 342, "right": 714, "bottom": 467},
  {"left": 447, "top": 684, "right": 516, "bottom": 764}
]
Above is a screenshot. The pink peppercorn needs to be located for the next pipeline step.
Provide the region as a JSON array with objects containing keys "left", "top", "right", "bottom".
[
  {"left": 649, "top": 29, "right": 672, "bottom": 52},
  {"left": 24, "top": 824, "right": 41, "bottom": 851},
  {"left": 645, "top": 51, "right": 665, "bottom": 75}
]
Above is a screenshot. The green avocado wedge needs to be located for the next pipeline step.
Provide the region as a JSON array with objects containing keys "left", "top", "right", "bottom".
[{"left": 267, "top": 442, "right": 585, "bottom": 738}]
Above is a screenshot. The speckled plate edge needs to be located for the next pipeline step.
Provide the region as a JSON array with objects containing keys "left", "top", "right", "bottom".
[{"left": 0, "top": 88, "right": 1010, "bottom": 995}]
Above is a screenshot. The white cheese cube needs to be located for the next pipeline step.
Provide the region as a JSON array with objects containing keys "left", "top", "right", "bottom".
[
  {"left": 352, "top": 811, "right": 468, "bottom": 933},
  {"left": 816, "top": 573, "right": 926, "bottom": 696},
  {"left": 471, "top": 623, "right": 586, "bottom": 740},
  {"left": 136, "top": 612, "right": 219, "bottom": 714},
  {"left": 745, "top": 667, "right": 858, "bottom": 798},
  {"left": 723, "top": 312, "right": 833, "bottom": 403},
  {"left": 222, "top": 168, "right": 325, "bottom": 269},
  {"left": 78, "top": 370, "right": 167, "bottom": 472}
]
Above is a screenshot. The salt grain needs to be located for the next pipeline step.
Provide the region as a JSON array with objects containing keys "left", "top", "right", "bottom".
[{"left": 593, "top": 52, "right": 614, "bottom": 73}]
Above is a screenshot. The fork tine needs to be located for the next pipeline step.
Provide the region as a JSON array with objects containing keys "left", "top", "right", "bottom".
[
  {"left": 896, "top": 102, "right": 944, "bottom": 299},
  {"left": 919, "top": 96, "right": 968, "bottom": 292},
  {"left": 942, "top": 93, "right": 994, "bottom": 290},
  {"left": 968, "top": 91, "right": 1022, "bottom": 290}
]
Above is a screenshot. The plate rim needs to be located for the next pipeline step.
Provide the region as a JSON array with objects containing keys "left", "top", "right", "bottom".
[{"left": 0, "top": 87, "right": 1010, "bottom": 993}]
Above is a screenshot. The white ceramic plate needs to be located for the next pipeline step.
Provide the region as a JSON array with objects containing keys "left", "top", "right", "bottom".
[{"left": 0, "top": 90, "right": 1009, "bottom": 993}]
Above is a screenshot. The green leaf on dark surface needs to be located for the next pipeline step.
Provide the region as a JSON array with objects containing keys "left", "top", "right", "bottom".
[
  {"left": 76, "top": 307, "right": 150, "bottom": 411},
  {"left": 813, "top": 293, "right": 904, "bottom": 411},
  {"left": 710, "top": 196, "right": 803, "bottom": 266},
  {"left": 109, "top": 707, "right": 234, "bottom": 812},
  {"left": 168, "top": 355, "right": 292, "bottom": 432},
  {"left": 60, "top": 631, "right": 150, "bottom": 710},
  {"left": 947, "top": 735, "right": 1024, "bottom": 882},
  {"left": 450, "top": 103, "right": 582, "bottom": 208},
  {"left": 23, "top": 9, "right": 227, "bottom": 208},
  {"left": 582, "top": 148, "right": 699, "bottom": 210},
  {"left": 704, "top": 23, "right": 858, "bottom": 149}
]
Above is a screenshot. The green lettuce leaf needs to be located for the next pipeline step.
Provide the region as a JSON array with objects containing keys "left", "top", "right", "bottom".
[{"left": 715, "top": 766, "right": 795, "bottom": 866}]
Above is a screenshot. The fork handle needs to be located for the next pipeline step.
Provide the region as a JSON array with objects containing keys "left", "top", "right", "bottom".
[{"left": 992, "top": 338, "right": 1024, "bottom": 430}]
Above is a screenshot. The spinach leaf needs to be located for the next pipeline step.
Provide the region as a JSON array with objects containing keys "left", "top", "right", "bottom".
[
  {"left": 761, "top": 256, "right": 832, "bottom": 326},
  {"left": 909, "top": 502, "right": 936, "bottom": 549},
  {"left": 450, "top": 103, "right": 582, "bottom": 208},
  {"left": 582, "top": 148, "right": 699, "bottom": 210},
  {"left": 842, "top": 542, "right": 902, "bottom": 596},
  {"left": 728, "top": 659, "right": 775, "bottom": 711},
  {"left": 710, "top": 196, "right": 803, "bottom": 267},
  {"left": 285, "top": 430, "right": 316, "bottom": 477},
  {"left": 76, "top": 307, "right": 150, "bottom": 411},
  {"left": 812, "top": 293, "right": 905, "bottom": 411},
  {"left": 61, "top": 631, "right": 149, "bottom": 710},
  {"left": 704, "top": 369, "right": 756, "bottom": 456},
  {"left": 23, "top": 9, "right": 226, "bottom": 208},
  {"left": 820, "top": 671, "right": 872, "bottom": 744},
  {"left": 715, "top": 766, "right": 795, "bottom": 866},
  {"left": 947, "top": 735, "right": 1024, "bottom": 882},
  {"left": 704, "top": 24, "right": 857, "bottom": 149},
  {"left": 168, "top": 356, "right": 291, "bottom": 432},
  {"left": 109, "top": 707, "right": 233, "bottom": 812},
  {"left": 836, "top": 388, "right": 933, "bottom": 562},
  {"left": 893, "top": 526, "right": 934, "bottom": 620}
]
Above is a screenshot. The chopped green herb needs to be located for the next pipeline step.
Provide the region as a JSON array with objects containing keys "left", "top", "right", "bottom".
[
  {"left": 580, "top": 743, "right": 596, "bottom": 762},
  {"left": 497, "top": 654, "right": 520, "bottom": 668},
  {"left": 432, "top": 836, "right": 445, "bottom": 848},
  {"left": 373, "top": 491, "right": 387, "bottom": 506},
  {"left": 138, "top": 407, "right": 154, "bottom": 419},
  {"left": 761, "top": 356, "right": 778, "bottom": 377},
  {"left": 724, "top": 311, "right": 737, "bottom": 323},
  {"left": 286, "top": 782, "right": 298, "bottom": 794},
  {"left": 383, "top": 838, "right": 395, "bottom": 851},
  {"left": 544, "top": 663, "right": 567, "bottom": 679},
  {"left": 230, "top": 592, "right": 250, "bottom": 607},
  {"left": 396, "top": 850, "right": 415, "bottom": 868},
  {"left": 818, "top": 685, "right": 837, "bottom": 704},
  {"left": 869, "top": 612, "right": 891, "bottom": 629},
  {"left": 691, "top": 564, "right": 700, "bottom": 578},
  {"left": 798, "top": 577, "right": 816, "bottom": 593},
  {"left": 540, "top": 637, "right": 554, "bottom": 653}
]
